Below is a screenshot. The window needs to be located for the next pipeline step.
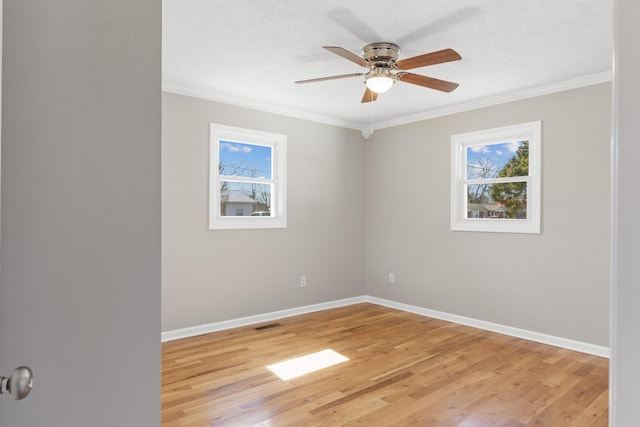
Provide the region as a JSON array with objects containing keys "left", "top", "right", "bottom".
[
  {"left": 451, "top": 121, "right": 541, "bottom": 233},
  {"left": 209, "top": 123, "right": 287, "bottom": 230}
]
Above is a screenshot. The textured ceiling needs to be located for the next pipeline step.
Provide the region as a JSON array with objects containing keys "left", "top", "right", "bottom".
[{"left": 163, "top": 0, "right": 612, "bottom": 133}]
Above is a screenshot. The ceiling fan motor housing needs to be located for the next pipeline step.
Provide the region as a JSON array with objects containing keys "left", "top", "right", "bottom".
[
  {"left": 362, "top": 42, "right": 400, "bottom": 67},
  {"left": 294, "top": 43, "right": 461, "bottom": 102}
]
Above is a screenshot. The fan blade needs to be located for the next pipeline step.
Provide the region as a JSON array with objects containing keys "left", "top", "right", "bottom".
[
  {"left": 396, "top": 48, "right": 461, "bottom": 70},
  {"left": 323, "top": 46, "right": 370, "bottom": 68},
  {"left": 361, "top": 87, "right": 378, "bottom": 103},
  {"left": 398, "top": 72, "right": 459, "bottom": 92},
  {"left": 295, "top": 73, "right": 364, "bottom": 84}
]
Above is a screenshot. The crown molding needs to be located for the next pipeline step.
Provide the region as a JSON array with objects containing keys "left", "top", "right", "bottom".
[
  {"left": 162, "top": 83, "right": 363, "bottom": 131},
  {"left": 371, "top": 71, "right": 613, "bottom": 132},
  {"left": 163, "top": 71, "right": 612, "bottom": 138}
]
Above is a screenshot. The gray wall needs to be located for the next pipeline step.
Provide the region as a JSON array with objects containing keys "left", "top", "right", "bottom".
[
  {"left": 162, "top": 92, "right": 366, "bottom": 331},
  {"left": 0, "top": 0, "right": 160, "bottom": 425},
  {"left": 163, "top": 85, "right": 611, "bottom": 349},
  {"left": 365, "top": 83, "right": 611, "bottom": 346},
  {"left": 611, "top": 0, "right": 640, "bottom": 423}
]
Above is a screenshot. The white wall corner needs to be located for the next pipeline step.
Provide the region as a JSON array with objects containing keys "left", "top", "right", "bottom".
[{"left": 361, "top": 127, "right": 374, "bottom": 139}]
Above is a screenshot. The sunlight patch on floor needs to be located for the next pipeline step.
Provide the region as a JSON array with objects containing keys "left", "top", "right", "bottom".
[{"left": 267, "top": 349, "right": 349, "bottom": 380}]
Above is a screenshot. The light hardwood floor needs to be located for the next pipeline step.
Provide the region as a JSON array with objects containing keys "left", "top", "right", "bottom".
[{"left": 162, "top": 303, "right": 608, "bottom": 426}]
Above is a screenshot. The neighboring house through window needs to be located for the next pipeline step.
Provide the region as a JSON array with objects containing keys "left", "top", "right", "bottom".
[
  {"left": 451, "top": 121, "right": 541, "bottom": 233},
  {"left": 209, "top": 123, "right": 287, "bottom": 229},
  {"left": 224, "top": 190, "right": 259, "bottom": 217}
]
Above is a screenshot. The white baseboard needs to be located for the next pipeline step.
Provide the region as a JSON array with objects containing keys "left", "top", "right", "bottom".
[
  {"left": 365, "top": 296, "right": 610, "bottom": 358},
  {"left": 161, "top": 296, "right": 366, "bottom": 342},
  {"left": 161, "top": 295, "right": 610, "bottom": 358}
]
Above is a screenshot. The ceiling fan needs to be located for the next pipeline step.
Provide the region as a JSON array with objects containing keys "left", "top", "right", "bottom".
[{"left": 295, "top": 42, "right": 461, "bottom": 103}]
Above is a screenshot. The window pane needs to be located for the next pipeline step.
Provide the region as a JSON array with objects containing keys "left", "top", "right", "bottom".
[
  {"left": 467, "top": 141, "right": 529, "bottom": 180},
  {"left": 219, "top": 140, "right": 272, "bottom": 179},
  {"left": 466, "top": 182, "right": 527, "bottom": 219},
  {"left": 220, "top": 181, "right": 271, "bottom": 217}
]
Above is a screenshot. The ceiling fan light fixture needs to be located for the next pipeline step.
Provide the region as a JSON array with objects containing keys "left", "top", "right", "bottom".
[
  {"left": 295, "top": 44, "right": 461, "bottom": 103},
  {"left": 365, "top": 68, "right": 395, "bottom": 93}
]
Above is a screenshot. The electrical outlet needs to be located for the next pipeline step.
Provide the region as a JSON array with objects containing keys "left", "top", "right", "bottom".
[
  {"left": 388, "top": 273, "right": 395, "bottom": 284},
  {"left": 300, "top": 275, "right": 307, "bottom": 288}
]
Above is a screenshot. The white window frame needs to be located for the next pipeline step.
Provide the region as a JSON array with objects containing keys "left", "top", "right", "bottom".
[
  {"left": 209, "top": 123, "right": 287, "bottom": 230},
  {"left": 451, "top": 121, "right": 541, "bottom": 234}
]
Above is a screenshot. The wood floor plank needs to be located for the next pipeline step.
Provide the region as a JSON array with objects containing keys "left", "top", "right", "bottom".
[{"left": 162, "top": 303, "right": 608, "bottom": 426}]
